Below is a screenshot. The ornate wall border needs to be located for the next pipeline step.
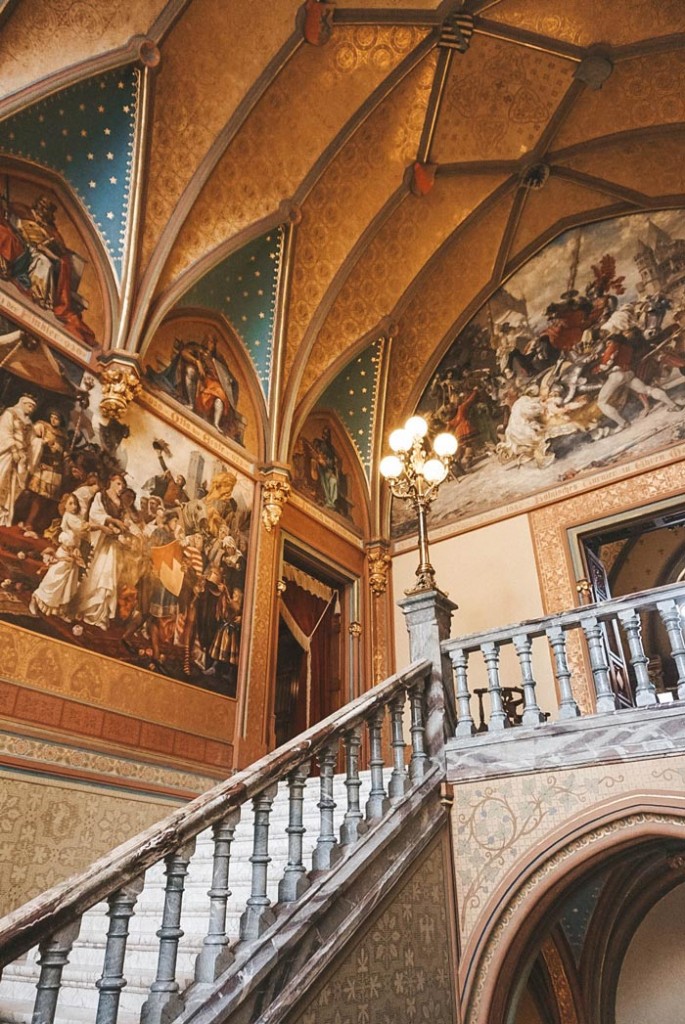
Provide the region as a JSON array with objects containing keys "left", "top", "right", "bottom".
[{"left": 462, "top": 796, "right": 685, "bottom": 1024}]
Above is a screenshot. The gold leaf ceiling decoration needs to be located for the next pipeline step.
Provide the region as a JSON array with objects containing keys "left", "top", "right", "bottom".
[{"left": 0, "top": 0, "right": 683, "bottom": 480}]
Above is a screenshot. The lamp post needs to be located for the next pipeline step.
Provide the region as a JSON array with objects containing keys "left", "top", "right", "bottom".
[{"left": 380, "top": 415, "right": 457, "bottom": 593}]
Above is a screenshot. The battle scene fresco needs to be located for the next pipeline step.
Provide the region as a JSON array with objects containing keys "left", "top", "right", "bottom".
[
  {"left": 143, "top": 315, "right": 260, "bottom": 455},
  {"left": 392, "top": 210, "right": 685, "bottom": 537},
  {"left": 292, "top": 413, "right": 364, "bottom": 530},
  {"left": 0, "top": 319, "right": 253, "bottom": 697},
  {"left": 0, "top": 171, "right": 105, "bottom": 348}
]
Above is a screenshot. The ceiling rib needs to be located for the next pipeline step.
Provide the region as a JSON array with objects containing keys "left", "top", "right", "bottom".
[
  {"left": 474, "top": 18, "right": 584, "bottom": 62},
  {"left": 334, "top": 8, "right": 441, "bottom": 26},
  {"left": 551, "top": 167, "right": 656, "bottom": 208},
  {"left": 417, "top": 45, "right": 452, "bottom": 164},
  {"left": 613, "top": 33, "right": 685, "bottom": 62},
  {"left": 549, "top": 123, "right": 685, "bottom": 163},
  {"left": 531, "top": 78, "right": 587, "bottom": 160},
  {"left": 439, "top": 160, "right": 520, "bottom": 176},
  {"left": 492, "top": 184, "right": 528, "bottom": 285},
  {"left": 148, "top": 0, "right": 193, "bottom": 46},
  {"left": 466, "top": 0, "right": 507, "bottom": 14}
]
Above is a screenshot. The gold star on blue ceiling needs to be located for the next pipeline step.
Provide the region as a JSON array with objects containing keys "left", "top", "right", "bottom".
[
  {"left": 0, "top": 65, "right": 139, "bottom": 279},
  {"left": 179, "top": 228, "right": 284, "bottom": 399},
  {"left": 318, "top": 338, "right": 384, "bottom": 480}
]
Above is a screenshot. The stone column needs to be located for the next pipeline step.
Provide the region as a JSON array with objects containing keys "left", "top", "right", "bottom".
[{"left": 398, "top": 588, "right": 458, "bottom": 757}]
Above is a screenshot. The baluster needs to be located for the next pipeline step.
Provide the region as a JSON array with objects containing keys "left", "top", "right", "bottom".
[
  {"left": 95, "top": 878, "right": 144, "bottom": 1024},
  {"left": 451, "top": 647, "right": 475, "bottom": 737},
  {"left": 388, "top": 693, "right": 410, "bottom": 802},
  {"left": 657, "top": 599, "right": 685, "bottom": 699},
  {"left": 408, "top": 679, "right": 429, "bottom": 781},
  {"left": 481, "top": 641, "right": 509, "bottom": 730},
  {"left": 279, "top": 763, "right": 312, "bottom": 901},
  {"left": 141, "top": 840, "right": 196, "bottom": 1024},
  {"left": 580, "top": 616, "right": 618, "bottom": 713},
  {"left": 545, "top": 625, "right": 581, "bottom": 718},
  {"left": 340, "top": 727, "right": 368, "bottom": 846},
  {"left": 312, "top": 742, "right": 341, "bottom": 873},
  {"left": 239, "top": 783, "right": 278, "bottom": 941},
  {"left": 512, "top": 633, "right": 546, "bottom": 726},
  {"left": 618, "top": 608, "right": 657, "bottom": 707},
  {"left": 365, "top": 706, "right": 390, "bottom": 821},
  {"left": 192, "top": 809, "right": 241, "bottom": 994},
  {"left": 31, "top": 919, "right": 81, "bottom": 1024}
]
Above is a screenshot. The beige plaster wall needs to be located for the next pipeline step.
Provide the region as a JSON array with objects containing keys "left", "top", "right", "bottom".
[
  {"left": 616, "top": 882, "right": 685, "bottom": 1024},
  {"left": 0, "top": 769, "right": 182, "bottom": 916},
  {"left": 392, "top": 513, "right": 558, "bottom": 716}
]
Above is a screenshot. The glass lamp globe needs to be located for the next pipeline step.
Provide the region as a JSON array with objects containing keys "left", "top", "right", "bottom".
[
  {"left": 433, "top": 432, "right": 458, "bottom": 457},
  {"left": 405, "top": 415, "right": 428, "bottom": 439},
  {"left": 422, "top": 457, "right": 448, "bottom": 484},
  {"left": 388, "top": 428, "right": 412, "bottom": 453},
  {"left": 380, "top": 454, "right": 403, "bottom": 479}
]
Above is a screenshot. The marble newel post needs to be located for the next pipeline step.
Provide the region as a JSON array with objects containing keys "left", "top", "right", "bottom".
[{"left": 398, "top": 588, "right": 458, "bottom": 758}]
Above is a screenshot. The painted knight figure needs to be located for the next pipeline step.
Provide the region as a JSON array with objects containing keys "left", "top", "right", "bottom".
[{"left": 392, "top": 210, "right": 685, "bottom": 538}]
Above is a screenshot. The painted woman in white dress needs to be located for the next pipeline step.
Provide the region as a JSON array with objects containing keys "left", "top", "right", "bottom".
[
  {"left": 72, "top": 473, "right": 127, "bottom": 630},
  {"left": 29, "top": 493, "right": 87, "bottom": 617}
]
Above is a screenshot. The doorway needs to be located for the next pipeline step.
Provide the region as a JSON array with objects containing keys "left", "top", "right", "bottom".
[
  {"left": 573, "top": 500, "right": 685, "bottom": 700},
  {"left": 272, "top": 542, "right": 354, "bottom": 749}
]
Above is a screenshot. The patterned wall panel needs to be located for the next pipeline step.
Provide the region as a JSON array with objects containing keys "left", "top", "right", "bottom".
[
  {"left": 289, "top": 829, "right": 457, "bottom": 1024},
  {"left": 509, "top": 177, "right": 616, "bottom": 263},
  {"left": 452, "top": 750, "right": 685, "bottom": 947},
  {"left": 158, "top": 25, "right": 429, "bottom": 292},
  {"left": 0, "top": 65, "right": 140, "bottom": 278},
  {"left": 298, "top": 174, "right": 508, "bottom": 403},
  {"left": 0, "top": 768, "right": 179, "bottom": 915},
  {"left": 431, "top": 35, "right": 573, "bottom": 165},
  {"left": 386, "top": 191, "right": 514, "bottom": 418},
  {"left": 0, "top": 0, "right": 165, "bottom": 100},
  {"left": 140, "top": 0, "right": 301, "bottom": 271},
  {"left": 284, "top": 52, "right": 437, "bottom": 381},
  {"left": 556, "top": 132, "right": 685, "bottom": 198},
  {"left": 486, "top": 0, "right": 685, "bottom": 48},
  {"left": 553, "top": 50, "right": 685, "bottom": 152}
]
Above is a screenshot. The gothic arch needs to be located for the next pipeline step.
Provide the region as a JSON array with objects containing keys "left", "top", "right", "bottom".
[{"left": 463, "top": 795, "right": 685, "bottom": 1024}]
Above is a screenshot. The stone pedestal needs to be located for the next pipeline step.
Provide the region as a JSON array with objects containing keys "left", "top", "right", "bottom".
[{"left": 398, "top": 588, "right": 458, "bottom": 757}]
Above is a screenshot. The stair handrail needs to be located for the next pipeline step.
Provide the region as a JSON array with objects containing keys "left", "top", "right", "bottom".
[
  {"left": 442, "top": 580, "right": 685, "bottom": 654},
  {"left": 0, "top": 656, "right": 431, "bottom": 968}
]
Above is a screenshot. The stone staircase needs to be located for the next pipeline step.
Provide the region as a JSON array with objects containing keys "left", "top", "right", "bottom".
[{"left": 0, "top": 772, "right": 372, "bottom": 1024}]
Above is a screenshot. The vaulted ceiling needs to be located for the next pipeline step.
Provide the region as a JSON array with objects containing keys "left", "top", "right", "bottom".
[{"left": 1, "top": 0, "right": 684, "bottom": 525}]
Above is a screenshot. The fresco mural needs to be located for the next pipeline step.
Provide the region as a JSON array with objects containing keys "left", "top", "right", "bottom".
[
  {"left": 0, "top": 172, "right": 104, "bottom": 348},
  {"left": 392, "top": 210, "right": 685, "bottom": 537},
  {"left": 143, "top": 316, "right": 259, "bottom": 454},
  {"left": 292, "top": 413, "right": 363, "bottom": 529},
  {"left": 0, "top": 319, "right": 252, "bottom": 697}
]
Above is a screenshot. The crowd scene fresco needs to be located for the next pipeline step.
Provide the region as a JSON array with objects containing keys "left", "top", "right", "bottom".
[
  {"left": 0, "top": 183, "right": 97, "bottom": 347},
  {"left": 0, "top": 320, "right": 252, "bottom": 696},
  {"left": 144, "top": 327, "right": 248, "bottom": 447},
  {"left": 393, "top": 211, "right": 685, "bottom": 536}
]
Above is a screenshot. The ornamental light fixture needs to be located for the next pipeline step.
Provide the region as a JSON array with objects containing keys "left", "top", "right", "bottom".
[{"left": 380, "top": 414, "right": 457, "bottom": 592}]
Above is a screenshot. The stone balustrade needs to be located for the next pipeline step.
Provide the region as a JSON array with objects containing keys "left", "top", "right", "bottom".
[
  {"left": 442, "top": 580, "right": 685, "bottom": 738},
  {"left": 0, "top": 657, "right": 432, "bottom": 1024}
]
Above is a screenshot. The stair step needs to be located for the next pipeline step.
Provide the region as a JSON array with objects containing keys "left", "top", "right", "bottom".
[{"left": 0, "top": 771, "right": 376, "bottom": 1024}]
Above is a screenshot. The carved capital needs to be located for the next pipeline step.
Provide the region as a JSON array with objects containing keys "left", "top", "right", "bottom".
[
  {"left": 261, "top": 468, "right": 291, "bottom": 532},
  {"left": 348, "top": 620, "right": 362, "bottom": 638},
  {"left": 99, "top": 362, "right": 141, "bottom": 422},
  {"left": 367, "top": 542, "right": 391, "bottom": 597}
]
